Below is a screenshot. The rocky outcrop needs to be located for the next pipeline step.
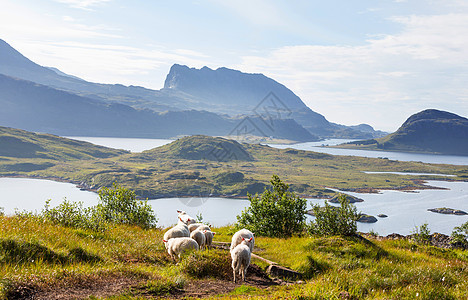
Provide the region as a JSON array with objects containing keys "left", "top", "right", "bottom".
[{"left": 427, "top": 208, "right": 467, "bottom": 215}]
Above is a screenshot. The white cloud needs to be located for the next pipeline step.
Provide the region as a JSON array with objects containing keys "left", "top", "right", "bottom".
[
  {"left": 234, "top": 12, "right": 468, "bottom": 131},
  {"left": 54, "top": 0, "right": 111, "bottom": 10}
]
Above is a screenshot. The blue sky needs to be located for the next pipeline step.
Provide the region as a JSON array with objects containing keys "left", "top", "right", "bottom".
[{"left": 1, "top": 0, "right": 467, "bottom": 131}]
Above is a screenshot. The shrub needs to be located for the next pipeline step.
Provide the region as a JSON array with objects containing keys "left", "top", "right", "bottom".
[
  {"left": 236, "top": 175, "right": 307, "bottom": 237},
  {"left": 412, "top": 223, "right": 431, "bottom": 245},
  {"left": 308, "top": 194, "right": 358, "bottom": 236},
  {"left": 97, "top": 183, "right": 157, "bottom": 229},
  {"left": 451, "top": 221, "right": 468, "bottom": 247},
  {"left": 41, "top": 183, "right": 157, "bottom": 231}
]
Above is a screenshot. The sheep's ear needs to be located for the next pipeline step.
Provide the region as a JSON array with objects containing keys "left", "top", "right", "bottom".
[
  {"left": 163, "top": 239, "right": 167, "bottom": 243},
  {"left": 249, "top": 237, "right": 253, "bottom": 242},
  {"left": 187, "top": 218, "right": 191, "bottom": 221},
  {"left": 212, "top": 232, "right": 216, "bottom": 235},
  {"left": 209, "top": 224, "right": 212, "bottom": 228},
  {"left": 177, "top": 210, "right": 182, "bottom": 213},
  {"left": 242, "top": 237, "right": 245, "bottom": 241}
]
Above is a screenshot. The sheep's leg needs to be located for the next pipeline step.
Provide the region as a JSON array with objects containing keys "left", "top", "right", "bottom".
[{"left": 243, "top": 264, "right": 249, "bottom": 282}]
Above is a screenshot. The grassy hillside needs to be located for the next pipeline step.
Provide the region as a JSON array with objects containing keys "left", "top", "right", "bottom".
[
  {"left": 1, "top": 133, "right": 467, "bottom": 198},
  {"left": 0, "top": 126, "right": 129, "bottom": 160},
  {"left": 1, "top": 215, "right": 467, "bottom": 299}
]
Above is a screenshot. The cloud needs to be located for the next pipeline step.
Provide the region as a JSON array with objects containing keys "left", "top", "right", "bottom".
[
  {"left": 235, "top": 12, "right": 468, "bottom": 131},
  {"left": 54, "top": 0, "right": 111, "bottom": 10}
]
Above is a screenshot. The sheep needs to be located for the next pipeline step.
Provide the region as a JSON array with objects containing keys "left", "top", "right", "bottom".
[
  {"left": 190, "top": 228, "right": 206, "bottom": 249},
  {"left": 188, "top": 223, "right": 211, "bottom": 232},
  {"left": 163, "top": 220, "right": 190, "bottom": 241},
  {"left": 230, "top": 229, "right": 255, "bottom": 252},
  {"left": 163, "top": 237, "right": 199, "bottom": 262},
  {"left": 204, "top": 230, "right": 216, "bottom": 248},
  {"left": 177, "top": 210, "right": 196, "bottom": 225},
  {"left": 231, "top": 237, "right": 253, "bottom": 283}
]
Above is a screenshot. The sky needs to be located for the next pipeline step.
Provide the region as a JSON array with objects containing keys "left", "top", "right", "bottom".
[{"left": 1, "top": 0, "right": 467, "bottom": 132}]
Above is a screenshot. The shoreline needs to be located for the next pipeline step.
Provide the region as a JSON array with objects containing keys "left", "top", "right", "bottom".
[{"left": 0, "top": 175, "right": 459, "bottom": 200}]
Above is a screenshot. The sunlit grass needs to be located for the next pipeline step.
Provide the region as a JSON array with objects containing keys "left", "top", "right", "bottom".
[{"left": 1, "top": 216, "right": 467, "bottom": 299}]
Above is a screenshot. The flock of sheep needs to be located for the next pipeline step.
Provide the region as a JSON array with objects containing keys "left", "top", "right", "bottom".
[{"left": 162, "top": 210, "right": 255, "bottom": 283}]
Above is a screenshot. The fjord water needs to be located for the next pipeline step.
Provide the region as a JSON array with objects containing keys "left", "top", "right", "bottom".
[{"left": 1, "top": 177, "right": 467, "bottom": 235}]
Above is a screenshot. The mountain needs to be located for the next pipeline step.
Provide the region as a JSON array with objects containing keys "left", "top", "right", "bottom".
[
  {"left": 0, "top": 39, "right": 381, "bottom": 140},
  {"left": 344, "top": 109, "right": 468, "bottom": 156},
  {"left": 0, "top": 74, "right": 315, "bottom": 141}
]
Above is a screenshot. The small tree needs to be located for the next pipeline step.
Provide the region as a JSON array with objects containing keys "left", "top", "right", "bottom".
[
  {"left": 97, "top": 183, "right": 157, "bottom": 229},
  {"left": 451, "top": 221, "right": 468, "bottom": 247},
  {"left": 411, "top": 223, "right": 431, "bottom": 245},
  {"left": 308, "top": 194, "right": 358, "bottom": 236},
  {"left": 236, "top": 175, "right": 307, "bottom": 237}
]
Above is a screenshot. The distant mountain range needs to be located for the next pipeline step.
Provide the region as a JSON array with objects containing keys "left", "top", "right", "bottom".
[
  {"left": 343, "top": 109, "right": 468, "bottom": 156},
  {"left": 0, "top": 39, "right": 384, "bottom": 141}
]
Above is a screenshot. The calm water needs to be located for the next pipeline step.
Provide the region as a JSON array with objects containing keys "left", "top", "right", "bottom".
[
  {"left": 1, "top": 178, "right": 467, "bottom": 234},
  {"left": 0, "top": 178, "right": 99, "bottom": 214},
  {"left": 267, "top": 140, "right": 468, "bottom": 165},
  {"left": 65, "top": 136, "right": 174, "bottom": 152}
]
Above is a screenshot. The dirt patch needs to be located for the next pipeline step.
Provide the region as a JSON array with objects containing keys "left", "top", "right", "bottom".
[
  {"left": 7, "top": 264, "right": 277, "bottom": 300},
  {"left": 8, "top": 276, "right": 144, "bottom": 300},
  {"left": 167, "top": 264, "right": 278, "bottom": 299}
]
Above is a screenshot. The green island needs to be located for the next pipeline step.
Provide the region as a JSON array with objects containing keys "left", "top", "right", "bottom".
[{"left": 1, "top": 126, "right": 468, "bottom": 199}]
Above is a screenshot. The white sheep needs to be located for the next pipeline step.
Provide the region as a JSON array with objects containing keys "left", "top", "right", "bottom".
[
  {"left": 163, "top": 237, "right": 199, "bottom": 261},
  {"left": 204, "top": 230, "right": 216, "bottom": 248},
  {"left": 163, "top": 221, "right": 190, "bottom": 241},
  {"left": 190, "top": 228, "right": 206, "bottom": 249},
  {"left": 231, "top": 237, "right": 253, "bottom": 283},
  {"left": 230, "top": 229, "right": 255, "bottom": 252},
  {"left": 188, "top": 223, "right": 211, "bottom": 232},
  {"left": 177, "top": 210, "right": 196, "bottom": 225}
]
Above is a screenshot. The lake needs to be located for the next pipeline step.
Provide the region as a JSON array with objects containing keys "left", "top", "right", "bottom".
[
  {"left": 67, "top": 136, "right": 468, "bottom": 165},
  {"left": 1, "top": 178, "right": 467, "bottom": 235}
]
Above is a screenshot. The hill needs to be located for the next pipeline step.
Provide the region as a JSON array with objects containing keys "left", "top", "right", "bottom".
[
  {"left": 341, "top": 109, "right": 468, "bottom": 156},
  {"left": 0, "top": 126, "right": 128, "bottom": 161},
  {"left": 138, "top": 135, "right": 253, "bottom": 162}
]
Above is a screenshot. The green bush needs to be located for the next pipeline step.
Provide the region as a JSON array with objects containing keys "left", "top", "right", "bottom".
[
  {"left": 97, "top": 183, "right": 157, "bottom": 229},
  {"left": 451, "top": 221, "right": 468, "bottom": 247},
  {"left": 41, "top": 183, "right": 157, "bottom": 231},
  {"left": 308, "top": 194, "right": 358, "bottom": 236},
  {"left": 412, "top": 223, "right": 431, "bottom": 245},
  {"left": 236, "top": 175, "right": 307, "bottom": 237}
]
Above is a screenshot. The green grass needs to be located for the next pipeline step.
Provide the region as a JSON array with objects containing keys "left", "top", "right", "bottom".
[{"left": 1, "top": 215, "right": 467, "bottom": 299}]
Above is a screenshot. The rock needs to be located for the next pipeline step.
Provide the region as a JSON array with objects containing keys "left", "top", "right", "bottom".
[
  {"left": 266, "top": 265, "right": 302, "bottom": 280},
  {"left": 427, "top": 207, "right": 468, "bottom": 215},
  {"left": 329, "top": 193, "right": 364, "bottom": 203},
  {"left": 377, "top": 214, "right": 388, "bottom": 218},
  {"left": 357, "top": 214, "right": 378, "bottom": 223}
]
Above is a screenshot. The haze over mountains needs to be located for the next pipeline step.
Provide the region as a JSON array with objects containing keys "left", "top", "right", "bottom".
[{"left": 0, "top": 39, "right": 384, "bottom": 141}]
